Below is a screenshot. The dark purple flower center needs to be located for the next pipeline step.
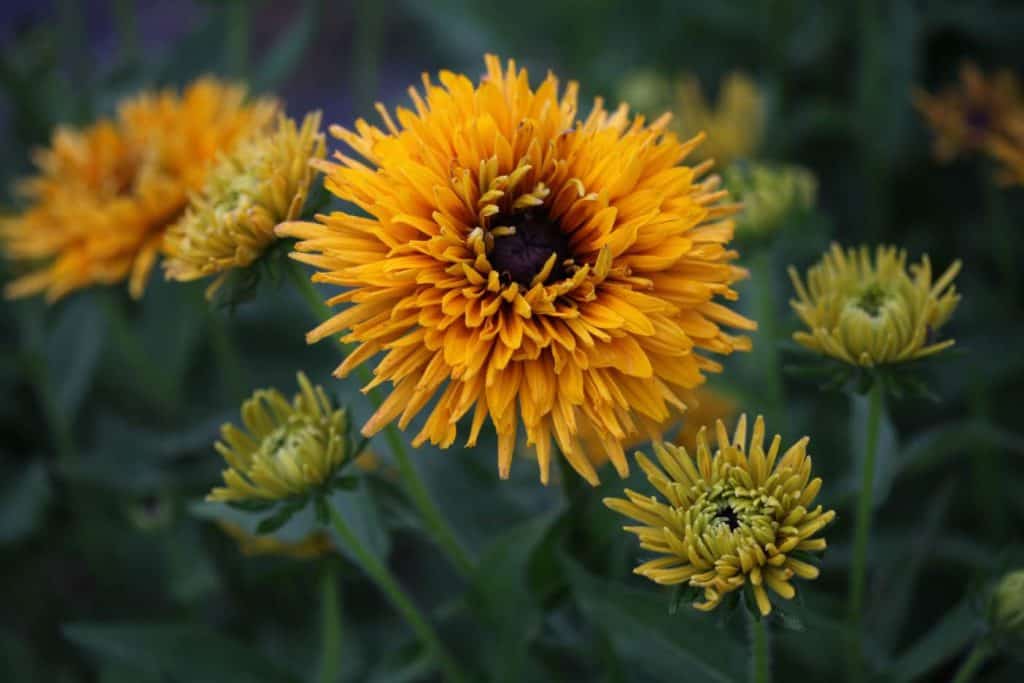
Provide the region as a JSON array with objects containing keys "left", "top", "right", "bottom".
[
  {"left": 715, "top": 506, "right": 741, "bottom": 531},
  {"left": 489, "top": 210, "right": 572, "bottom": 286}
]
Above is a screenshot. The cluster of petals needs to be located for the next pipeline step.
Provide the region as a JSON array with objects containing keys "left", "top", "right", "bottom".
[{"left": 279, "top": 55, "right": 755, "bottom": 484}]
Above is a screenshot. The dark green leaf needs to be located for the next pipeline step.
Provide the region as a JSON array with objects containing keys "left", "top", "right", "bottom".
[
  {"left": 887, "top": 601, "right": 985, "bottom": 682},
  {"left": 63, "top": 622, "right": 299, "bottom": 683},
  {"left": 561, "top": 554, "right": 746, "bottom": 683},
  {"left": 0, "top": 461, "right": 52, "bottom": 544}
]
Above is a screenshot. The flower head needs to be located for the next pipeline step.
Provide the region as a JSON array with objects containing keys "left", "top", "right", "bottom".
[
  {"left": 208, "top": 372, "right": 352, "bottom": 503},
  {"left": 991, "top": 569, "right": 1024, "bottom": 641},
  {"left": 620, "top": 70, "right": 763, "bottom": 168},
  {"left": 988, "top": 118, "right": 1024, "bottom": 186},
  {"left": 605, "top": 415, "right": 834, "bottom": 616},
  {"left": 164, "top": 112, "right": 326, "bottom": 293},
  {"left": 788, "top": 244, "right": 961, "bottom": 367},
  {"left": 914, "top": 62, "right": 1024, "bottom": 163},
  {"left": 724, "top": 162, "right": 817, "bottom": 239},
  {"left": 673, "top": 72, "right": 763, "bottom": 168},
  {"left": 1, "top": 78, "right": 275, "bottom": 301},
  {"left": 278, "top": 55, "right": 755, "bottom": 485}
]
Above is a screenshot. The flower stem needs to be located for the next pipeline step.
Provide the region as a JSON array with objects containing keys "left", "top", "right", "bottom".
[
  {"left": 950, "top": 641, "right": 992, "bottom": 683},
  {"left": 749, "top": 613, "right": 771, "bottom": 683},
  {"left": 225, "top": 0, "right": 249, "bottom": 77},
  {"left": 846, "top": 379, "right": 883, "bottom": 682},
  {"left": 318, "top": 562, "right": 342, "bottom": 683},
  {"left": 286, "top": 258, "right": 476, "bottom": 578},
  {"left": 325, "top": 500, "right": 465, "bottom": 682}
]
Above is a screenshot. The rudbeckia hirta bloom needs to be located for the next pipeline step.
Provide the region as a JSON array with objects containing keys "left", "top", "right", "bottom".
[
  {"left": 605, "top": 415, "right": 834, "bottom": 616},
  {"left": 278, "top": 55, "right": 755, "bottom": 485},
  {"left": 619, "top": 70, "right": 764, "bottom": 168},
  {"left": 724, "top": 162, "right": 817, "bottom": 239},
  {"left": 1, "top": 78, "right": 275, "bottom": 301},
  {"left": 208, "top": 372, "right": 352, "bottom": 503},
  {"left": 164, "top": 112, "right": 326, "bottom": 293},
  {"left": 788, "top": 244, "right": 961, "bottom": 367},
  {"left": 914, "top": 62, "right": 1023, "bottom": 163}
]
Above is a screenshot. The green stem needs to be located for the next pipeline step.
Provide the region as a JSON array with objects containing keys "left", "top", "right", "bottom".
[
  {"left": 318, "top": 562, "right": 343, "bottom": 683},
  {"left": 352, "top": 0, "right": 384, "bottom": 113},
  {"left": 752, "top": 248, "right": 785, "bottom": 430},
  {"left": 26, "top": 355, "right": 76, "bottom": 465},
  {"left": 950, "top": 641, "right": 992, "bottom": 683},
  {"left": 325, "top": 501, "right": 465, "bottom": 682},
  {"left": 750, "top": 613, "right": 771, "bottom": 683},
  {"left": 846, "top": 380, "right": 883, "bottom": 682},
  {"left": 206, "top": 310, "right": 247, "bottom": 401},
  {"left": 286, "top": 259, "right": 475, "bottom": 578}
]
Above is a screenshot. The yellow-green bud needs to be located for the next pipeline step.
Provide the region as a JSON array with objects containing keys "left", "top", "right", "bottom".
[
  {"left": 992, "top": 569, "right": 1024, "bottom": 637},
  {"left": 724, "top": 162, "right": 817, "bottom": 238}
]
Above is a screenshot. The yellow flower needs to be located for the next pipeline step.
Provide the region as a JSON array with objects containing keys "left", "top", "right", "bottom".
[
  {"left": 163, "top": 112, "right": 326, "bottom": 293},
  {"left": 216, "top": 520, "right": 334, "bottom": 559},
  {"left": 788, "top": 244, "right": 961, "bottom": 367},
  {"left": 1, "top": 78, "right": 276, "bottom": 302},
  {"left": 724, "top": 162, "right": 817, "bottom": 238},
  {"left": 208, "top": 372, "right": 351, "bottom": 503},
  {"left": 914, "top": 62, "right": 1024, "bottom": 163},
  {"left": 278, "top": 55, "right": 755, "bottom": 485},
  {"left": 992, "top": 569, "right": 1024, "bottom": 639},
  {"left": 604, "top": 415, "right": 835, "bottom": 616},
  {"left": 672, "top": 72, "right": 763, "bottom": 168}
]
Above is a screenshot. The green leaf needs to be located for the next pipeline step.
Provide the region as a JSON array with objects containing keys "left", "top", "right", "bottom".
[
  {"left": 46, "top": 294, "right": 106, "bottom": 420},
  {"left": 257, "top": 500, "right": 306, "bottom": 534},
  {"left": 252, "top": 0, "right": 323, "bottom": 91},
  {"left": 560, "top": 554, "right": 746, "bottom": 683},
  {"left": 0, "top": 461, "right": 52, "bottom": 544},
  {"left": 468, "top": 512, "right": 560, "bottom": 683},
  {"left": 887, "top": 601, "right": 985, "bottom": 682},
  {"left": 63, "top": 622, "right": 300, "bottom": 683}
]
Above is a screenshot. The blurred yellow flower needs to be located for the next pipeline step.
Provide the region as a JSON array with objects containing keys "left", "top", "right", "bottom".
[
  {"left": 208, "top": 372, "right": 351, "bottom": 503},
  {"left": 1, "top": 78, "right": 276, "bottom": 302},
  {"left": 724, "top": 162, "right": 817, "bottom": 238},
  {"left": 279, "top": 55, "right": 754, "bottom": 486},
  {"left": 164, "top": 112, "right": 326, "bottom": 294},
  {"left": 605, "top": 415, "right": 834, "bottom": 616},
  {"left": 788, "top": 244, "right": 961, "bottom": 367},
  {"left": 988, "top": 118, "right": 1024, "bottom": 186},
  {"left": 673, "top": 72, "right": 763, "bottom": 168},
  {"left": 217, "top": 520, "right": 334, "bottom": 559},
  {"left": 914, "top": 62, "right": 1024, "bottom": 163},
  {"left": 619, "top": 70, "right": 764, "bottom": 168}
]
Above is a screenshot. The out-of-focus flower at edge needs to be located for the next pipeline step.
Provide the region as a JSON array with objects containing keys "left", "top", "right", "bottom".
[
  {"left": 604, "top": 415, "right": 835, "bottom": 616},
  {"left": 0, "top": 78, "right": 276, "bottom": 302},
  {"left": 991, "top": 569, "right": 1024, "bottom": 642},
  {"left": 208, "top": 372, "right": 351, "bottom": 503},
  {"left": 724, "top": 162, "right": 817, "bottom": 239},
  {"left": 914, "top": 62, "right": 1024, "bottom": 163},
  {"left": 620, "top": 70, "right": 764, "bottom": 168},
  {"left": 216, "top": 520, "right": 334, "bottom": 559},
  {"left": 788, "top": 244, "right": 961, "bottom": 367},
  {"left": 278, "top": 55, "right": 756, "bottom": 486},
  {"left": 163, "top": 112, "right": 326, "bottom": 295},
  {"left": 988, "top": 118, "right": 1024, "bottom": 186},
  {"left": 567, "top": 386, "right": 736, "bottom": 472}
]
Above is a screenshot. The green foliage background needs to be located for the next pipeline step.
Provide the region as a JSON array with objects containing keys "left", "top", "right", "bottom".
[{"left": 1, "top": 0, "right": 1023, "bottom": 681}]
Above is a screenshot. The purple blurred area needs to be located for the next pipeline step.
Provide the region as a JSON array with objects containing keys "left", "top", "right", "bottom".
[{"left": 0, "top": 0, "right": 487, "bottom": 145}]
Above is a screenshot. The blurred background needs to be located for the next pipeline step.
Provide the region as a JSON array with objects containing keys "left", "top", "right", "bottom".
[{"left": 2, "top": 1, "right": 1024, "bottom": 681}]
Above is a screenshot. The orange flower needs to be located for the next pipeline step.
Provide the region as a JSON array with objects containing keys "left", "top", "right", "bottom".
[
  {"left": 914, "top": 62, "right": 1023, "bottom": 163},
  {"left": 279, "top": 56, "right": 754, "bottom": 485},
  {"left": 1, "top": 78, "right": 275, "bottom": 301}
]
